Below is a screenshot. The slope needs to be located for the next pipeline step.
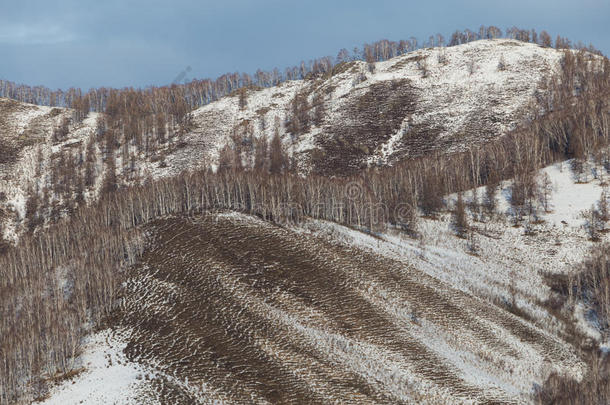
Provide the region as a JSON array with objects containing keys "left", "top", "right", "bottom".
[
  {"left": 38, "top": 157, "right": 610, "bottom": 404},
  {"left": 0, "top": 39, "right": 572, "bottom": 241}
]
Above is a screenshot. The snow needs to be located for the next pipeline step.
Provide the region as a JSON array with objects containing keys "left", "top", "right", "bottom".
[
  {"left": 4, "top": 40, "right": 605, "bottom": 403},
  {"left": 39, "top": 330, "right": 150, "bottom": 405},
  {"left": 0, "top": 98, "right": 53, "bottom": 136},
  {"left": 444, "top": 160, "right": 606, "bottom": 232},
  {"left": 293, "top": 158, "right": 605, "bottom": 396},
  {"left": 540, "top": 161, "right": 605, "bottom": 227},
  {"left": 160, "top": 39, "right": 570, "bottom": 171},
  {"left": 367, "top": 39, "right": 564, "bottom": 163}
]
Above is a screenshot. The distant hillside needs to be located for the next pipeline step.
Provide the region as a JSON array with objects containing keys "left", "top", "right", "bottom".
[
  {"left": 0, "top": 39, "right": 582, "bottom": 242},
  {"left": 187, "top": 39, "right": 564, "bottom": 174}
]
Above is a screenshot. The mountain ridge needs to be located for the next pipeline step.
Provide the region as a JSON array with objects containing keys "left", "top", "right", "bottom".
[{"left": 0, "top": 39, "right": 580, "bottom": 242}]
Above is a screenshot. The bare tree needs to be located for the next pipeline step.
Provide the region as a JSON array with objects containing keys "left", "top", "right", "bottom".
[
  {"left": 539, "top": 172, "right": 553, "bottom": 213},
  {"left": 539, "top": 30, "right": 552, "bottom": 47},
  {"left": 467, "top": 58, "right": 477, "bottom": 75},
  {"left": 468, "top": 188, "right": 481, "bottom": 222},
  {"left": 437, "top": 49, "right": 448, "bottom": 65},
  {"left": 287, "top": 92, "right": 310, "bottom": 136},
  {"left": 483, "top": 181, "right": 498, "bottom": 217},
  {"left": 583, "top": 206, "right": 603, "bottom": 241},
  {"left": 101, "top": 150, "right": 118, "bottom": 194},
  {"left": 467, "top": 230, "right": 479, "bottom": 255},
  {"left": 52, "top": 117, "right": 71, "bottom": 142},
  {"left": 452, "top": 192, "right": 469, "bottom": 238},
  {"left": 254, "top": 135, "right": 269, "bottom": 172},
  {"left": 312, "top": 93, "right": 325, "bottom": 126},
  {"left": 269, "top": 129, "right": 286, "bottom": 175},
  {"left": 416, "top": 59, "right": 430, "bottom": 78},
  {"left": 335, "top": 48, "right": 350, "bottom": 64},
  {"left": 497, "top": 55, "right": 507, "bottom": 71},
  {"left": 598, "top": 188, "right": 609, "bottom": 222},
  {"left": 238, "top": 88, "right": 248, "bottom": 110},
  {"left": 217, "top": 144, "right": 233, "bottom": 173},
  {"left": 419, "top": 173, "right": 444, "bottom": 217}
]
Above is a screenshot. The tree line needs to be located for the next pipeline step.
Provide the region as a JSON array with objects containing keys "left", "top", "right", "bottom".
[{"left": 0, "top": 26, "right": 602, "bottom": 114}]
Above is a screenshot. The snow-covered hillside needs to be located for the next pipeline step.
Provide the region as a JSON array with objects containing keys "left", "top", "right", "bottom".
[
  {"left": 39, "top": 159, "right": 609, "bottom": 404},
  {"left": 0, "top": 39, "right": 569, "bottom": 240},
  {"left": 181, "top": 39, "right": 563, "bottom": 172}
]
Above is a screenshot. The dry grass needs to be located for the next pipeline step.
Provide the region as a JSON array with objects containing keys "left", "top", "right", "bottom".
[{"left": 314, "top": 79, "right": 416, "bottom": 174}]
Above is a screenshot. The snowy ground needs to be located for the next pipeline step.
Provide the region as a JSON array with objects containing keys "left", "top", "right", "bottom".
[
  {"left": 38, "top": 330, "right": 151, "bottom": 405},
  {"left": 180, "top": 39, "right": 569, "bottom": 171},
  {"left": 538, "top": 162, "right": 605, "bottom": 227}
]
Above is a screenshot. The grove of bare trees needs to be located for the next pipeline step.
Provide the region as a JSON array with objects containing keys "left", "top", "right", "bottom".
[
  {"left": 0, "top": 31, "right": 608, "bottom": 403},
  {"left": 0, "top": 26, "right": 602, "bottom": 118}
]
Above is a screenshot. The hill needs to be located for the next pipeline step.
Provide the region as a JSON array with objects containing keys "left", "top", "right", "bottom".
[
  {"left": 38, "top": 161, "right": 609, "bottom": 403},
  {"left": 1, "top": 36, "right": 609, "bottom": 404},
  {"left": 0, "top": 39, "right": 573, "bottom": 242},
  {"left": 186, "top": 39, "right": 562, "bottom": 174}
]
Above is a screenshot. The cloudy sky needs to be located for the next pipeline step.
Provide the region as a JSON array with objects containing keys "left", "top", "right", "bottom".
[{"left": 1, "top": 0, "right": 608, "bottom": 90}]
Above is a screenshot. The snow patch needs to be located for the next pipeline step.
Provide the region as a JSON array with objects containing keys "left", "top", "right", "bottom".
[{"left": 39, "top": 330, "right": 152, "bottom": 405}]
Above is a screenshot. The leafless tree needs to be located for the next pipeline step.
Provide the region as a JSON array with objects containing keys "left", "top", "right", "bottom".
[
  {"left": 497, "top": 55, "right": 507, "bottom": 71},
  {"left": 539, "top": 172, "right": 553, "bottom": 213},
  {"left": 416, "top": 59, "right": 430, "bottom": 78},
  {"left": 539, "top": 30, "right": 552, "bottom": 47},
  {"left": 452, "top": 192, "right": 469, "bottom": 237}
]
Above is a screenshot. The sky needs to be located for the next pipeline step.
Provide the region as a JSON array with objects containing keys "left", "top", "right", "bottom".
[{"left": 1, "top": 0, "right": 608, "bottom": 90}]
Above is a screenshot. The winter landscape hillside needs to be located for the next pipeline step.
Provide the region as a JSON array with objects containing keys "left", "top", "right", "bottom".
[
  {"left": 33, "top": 165, "right": 610, "bottom": 404},
  {"left": 0, "top": 39, "right": 579, "bottom": 241},
  {"left": 1, "top": 25, "right": 610, "bottom": 405}
]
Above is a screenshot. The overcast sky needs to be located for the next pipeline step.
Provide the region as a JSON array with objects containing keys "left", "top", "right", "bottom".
[{"left": 1, "top": 0, "right": 608, "bottom": 90}]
